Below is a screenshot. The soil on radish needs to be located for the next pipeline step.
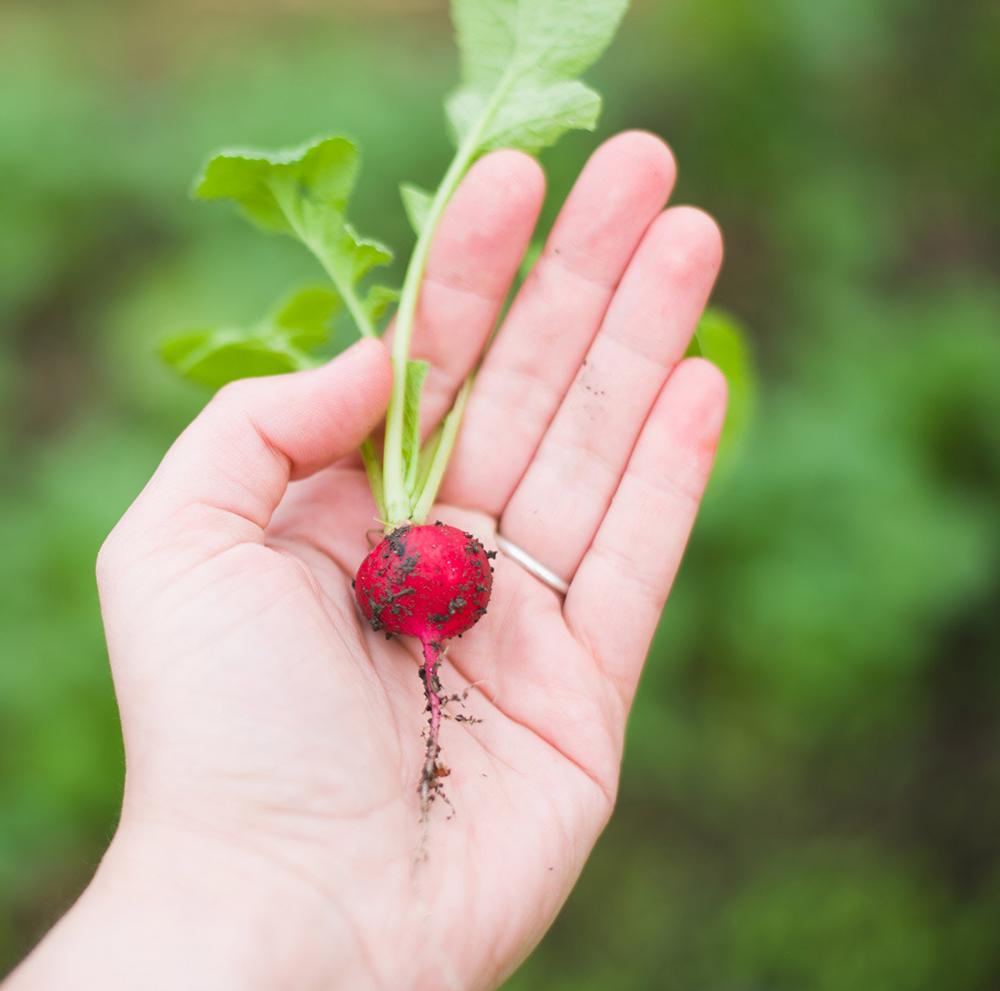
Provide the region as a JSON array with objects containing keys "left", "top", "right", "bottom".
[{"left": 354, "top": 522, "right": 495, "bottom": 817}]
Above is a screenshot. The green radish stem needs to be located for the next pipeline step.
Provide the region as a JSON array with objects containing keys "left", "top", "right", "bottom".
[
  {"left": 311, "top": 245, "right": 378, "bottom": 341},
  {"left": 284, "top": 157, "right": 476, "bottom": 529},
  {"left": 293, "top": 252, "right": 384, "bottom": 518},
  {"left": 296, "top": 73, "right": 519, "bottom": 530},
  {"left": 381, "top": 157, "right": 469, "bottom": 525},
  {"left": 270, "top": 181, "right": 379, "bottom": 342},
  {"left": 410, "top": 376, "right": 473, "bottom": 523},
  {"left": 382, "top": 78, "right": 514, "bottom": 528},
  {"left": 274, "top": 181, "right": 388, "bottom": 505}
]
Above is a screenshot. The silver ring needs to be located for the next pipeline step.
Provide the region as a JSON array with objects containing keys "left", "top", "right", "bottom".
[{"left": 495, "top": 534, "right": 570, "bottom": 596}]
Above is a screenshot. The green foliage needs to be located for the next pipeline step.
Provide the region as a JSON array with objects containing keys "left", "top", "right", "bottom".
[
  {"left": 361, "top": 284, "right": 401, "bottom": 326},
  {"left": 172, "top": 0, "right": 636, "bottom": 527},
  {"left": 400, "top": 182, "right": 433, "bottom": 235},
  {"left": 704, "top": 846, "right": 951, "bottom": 991},
  {"left": 192, "top": 135, "right": 394, "bottom": 337},
  {"left": 690, "top": 306, "right": 754, "bottom": 459},
  {"left": 160, "top": 286, "right": 339, "bottom": 388}
]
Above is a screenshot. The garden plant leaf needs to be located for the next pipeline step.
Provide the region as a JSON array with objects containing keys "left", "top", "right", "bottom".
[
  {"left": 447, "top": 0, "right": 630, "bottom": 155},
  {"left": 272, "top": 285, "right": 344, "bottom": 350},
  {"left": 193, "top": 136, "right": 392, "bottom": 336},
  {"left": 362, "top": 285, "right": 401, "bottom": 327},
  {"left": 400, "top": 183, "right": 434, "bottom": 235},
  {"left": 161, "top": 286, "right": 340, "bottom": 389}
]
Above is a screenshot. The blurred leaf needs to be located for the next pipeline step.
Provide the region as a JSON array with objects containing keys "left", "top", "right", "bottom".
[
  {"left": 159, "top": 286, "right": 339, "bottom": 389},
  {"left": 271, "top": 285, "right": 343, "bottom": 350},
  {"left": 447, "top": 0, "right": 630, "bottom": 155},
  {"left": 159, "top": 332, "right": 311, "bottom": 389},
  {"left": 689, "top": 306, "right": 755, "bottom": 458}
]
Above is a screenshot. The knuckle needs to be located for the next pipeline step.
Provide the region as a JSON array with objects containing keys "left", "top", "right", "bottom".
[
  {"left": 203, "top": 379, "right": 261, "bottom": 438},
  {"left": 211, "top": 378, "right": 254, "bottom": 413}
]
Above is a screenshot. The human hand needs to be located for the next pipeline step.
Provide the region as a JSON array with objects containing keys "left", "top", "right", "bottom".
[{"left": 6, "top": 132, "right": 725, "bottom": 991}]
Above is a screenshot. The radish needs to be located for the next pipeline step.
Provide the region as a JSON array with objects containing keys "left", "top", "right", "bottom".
[
  {"left": 166, "top": 0, "right": 635, "bottom": 820},
  {"left": 354, "top": 523, "right": 494, "bottom": 812}
]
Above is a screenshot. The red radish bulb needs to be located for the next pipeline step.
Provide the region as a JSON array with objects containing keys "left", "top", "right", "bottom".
[{"left": 354, "top": 522, "right": 494, "bottom": 814}]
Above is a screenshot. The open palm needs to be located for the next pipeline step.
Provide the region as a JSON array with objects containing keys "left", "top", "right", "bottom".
[{"left": 95, "top": 132, "right": 725, "bottom": 991}]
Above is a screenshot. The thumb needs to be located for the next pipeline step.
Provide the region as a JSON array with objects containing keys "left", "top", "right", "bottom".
[{"left": 113, "top": 338, "right": 391, "bottom": 548}]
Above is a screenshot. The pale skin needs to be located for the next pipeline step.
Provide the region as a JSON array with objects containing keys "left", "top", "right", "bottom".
[{"left": 4, "top": 132, "right": 726, "bottom": 991}]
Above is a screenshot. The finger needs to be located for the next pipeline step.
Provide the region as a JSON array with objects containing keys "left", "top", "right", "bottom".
[
  {"left": 114, "top": 340, "right": 392, "bottom": 545},
  {"left": 441, "top": 130, "right": 677, "bottom": 513},
  {"left": 388, "top": 149, "right": 545, "bottom": 432},
  {"left": 565, "top": 358, "right": 727, "bottom": 706},
  {"left": 500, "top": 207, "right": 724, "bottom": 580}
]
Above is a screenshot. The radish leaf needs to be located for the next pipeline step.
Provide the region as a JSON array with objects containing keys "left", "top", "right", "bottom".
[
  {"left": 193, "top": 135, "right": 392, "bottom": 337},
  {"left": 272, "top": 285, "right": 344, "bottom": 350},
  {"left": 401, "top": 183, "right": 434, "bottom": 235},
  {"left": 362, "top": 285, "right": 401, "bottom": 328},
  {"left": 447, "top": 0, "right": 630, "bottom": 155},
  {"left": 161, "top": 286, "right": 340, "bottom": 389},
  {"left": 160, "top": 335, "right": 312, "bottom": 389}
]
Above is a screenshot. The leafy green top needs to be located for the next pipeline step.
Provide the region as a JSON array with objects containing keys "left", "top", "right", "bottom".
[{"left": 163, "top": 0, "right": 750, "bottom": 529}]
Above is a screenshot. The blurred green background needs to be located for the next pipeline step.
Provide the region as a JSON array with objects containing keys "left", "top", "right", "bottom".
[{"left": 2, "top": 0, "right": 998, "bottom": 986}]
